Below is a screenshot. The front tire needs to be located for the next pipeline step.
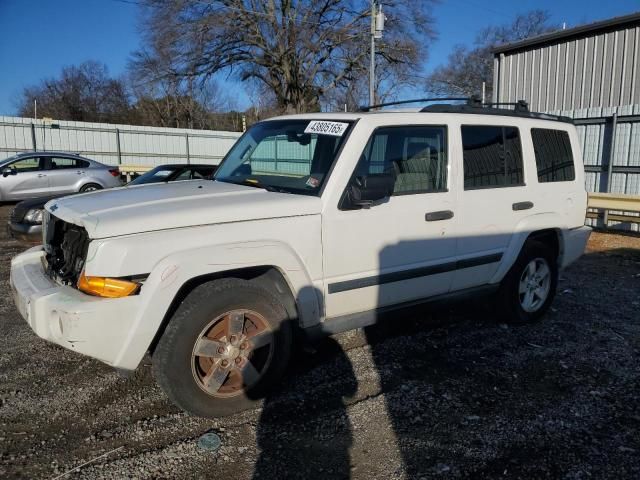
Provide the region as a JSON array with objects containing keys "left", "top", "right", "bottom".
[
  {"left": 497, "top": 241, "right": 558, "bottom": 324},
  {"left": 152, "top": 278, "right": 292, "bottom": 418}
]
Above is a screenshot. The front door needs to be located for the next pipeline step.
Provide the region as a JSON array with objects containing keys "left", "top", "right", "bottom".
[
  {"left": 322, "top": 125, "right": 459, "bottom": 319},
  {"left": 1, "top": 156, "right": 49, "bottom": 200}
]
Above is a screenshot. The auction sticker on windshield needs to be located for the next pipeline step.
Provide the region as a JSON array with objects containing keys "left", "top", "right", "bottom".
[{"left": 304, "top": 121, "right": 349, "bottom": 136}]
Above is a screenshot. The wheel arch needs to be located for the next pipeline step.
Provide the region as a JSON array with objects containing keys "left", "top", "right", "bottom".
[
  {"left": 147, "top": 265, "right": 302, "bottom": 355},
  {"left": 490, "top": 214, "right": 566, "bottom": 284}
]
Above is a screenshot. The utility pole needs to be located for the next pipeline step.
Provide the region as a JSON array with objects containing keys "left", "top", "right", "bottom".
[
  {"left": 369, "top": 1, "right": 376, "bottom": 106},
  {"left": 369, "top": 2, "right": 385, "bottom": 106}
]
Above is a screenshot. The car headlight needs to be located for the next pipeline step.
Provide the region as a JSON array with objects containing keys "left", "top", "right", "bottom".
[{"left": 24, "top": 208, "right": 44, "bottom": 224}]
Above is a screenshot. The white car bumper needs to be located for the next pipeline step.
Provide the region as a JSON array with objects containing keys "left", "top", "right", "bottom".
[
  {"left": 10, "top": 247, "right": 142, "bottom": 369},
  {"left": 561, "top": 226, "right": 592, "bottom": 268}
]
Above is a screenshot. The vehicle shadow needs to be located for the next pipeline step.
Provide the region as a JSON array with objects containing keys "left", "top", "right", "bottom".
[
  {"left": 252, "top": 330, "right": 357, "bottom": 479},
  {"left": 249, "top": 279, "right": 483, "bottom": 479}
]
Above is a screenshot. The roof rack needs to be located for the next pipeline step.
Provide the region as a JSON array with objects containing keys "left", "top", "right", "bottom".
[
  {"left": 421, "top": 102, "right": 573, "bottom": 123},
  {"left": 358, "top": 97, "right": 469, "bottom": 112},
  {"left": 358, "top": 96, "right": 572, "bottom": 123}
]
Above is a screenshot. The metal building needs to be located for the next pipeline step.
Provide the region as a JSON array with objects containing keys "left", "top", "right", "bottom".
[
  {"left": 492, "top": 12, "right": 640, "bottom": 230},
  {"left": 493, "top": 11, "right": 640, "bottom": 111}
]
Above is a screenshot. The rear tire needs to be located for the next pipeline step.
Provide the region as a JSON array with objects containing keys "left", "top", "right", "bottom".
[
  {"left": 152, "top": 278, "right": 292, "bottom": 418},
  {"left": 496, "top": 240, "right": 558, "bottom": 324},
  {"left": 80, "top": 183, "right": 102, "bottom": 193}
]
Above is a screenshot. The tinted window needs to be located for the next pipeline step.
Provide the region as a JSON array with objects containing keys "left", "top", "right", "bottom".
[
  {"left": 462, "top": 126, "right": 523, "bottom": 189},
  {"left": 531, "top": 128, "right": 575, "bottom": 182},
  {"left": 173, "top": 169, "right": 192, "bottom": 181},
  {"left": 193, "top": 167, "right": 216, "bottom": 179},
  {"left": 49, "top": 157, "right": 87, "bottom": 169},
  {"left": 356, "top": 126, "right": 448, "bottom": 195}
]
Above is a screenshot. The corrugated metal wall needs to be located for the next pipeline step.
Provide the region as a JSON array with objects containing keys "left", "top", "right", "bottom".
[
  {"left": 547, "top": 104, "right": 640, "bottom": 230},
  {"left": 0, "top": 116, "right": 241, "bottom": 167},
  {"left": 494, "top": 24, "right": 640, "bottom": 111},
  {"left": 546, "top": 105, "right": 640, "bottom": 195}
]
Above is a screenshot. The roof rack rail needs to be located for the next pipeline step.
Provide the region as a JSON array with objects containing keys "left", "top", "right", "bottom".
[
  {"left": 480, "top": 100, "right": 530, "bottom": 112},
  {"left": 358, "top": 97, "right": 470, "bottom": 112},
  {"left": 358, "top": 96, "right": 572, "bottom": 123}
]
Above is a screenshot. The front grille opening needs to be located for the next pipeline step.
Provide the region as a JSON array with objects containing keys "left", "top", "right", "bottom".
[{"left": 44, "top": 215, "right": 90, "bottom": 286}]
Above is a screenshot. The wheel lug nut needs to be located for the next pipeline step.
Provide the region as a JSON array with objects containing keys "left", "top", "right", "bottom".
[
  {"left": 217, "top": 346, "right": 225, "bottom": 354},
  {"left": 221, "top": 359, "right": 229, "bottom": 367},
  {"left": 240, "top": 342, "right": 248, "bottom": 350},
  {"left": 235, "top": 357, "right": 242, "bottom": 365}
]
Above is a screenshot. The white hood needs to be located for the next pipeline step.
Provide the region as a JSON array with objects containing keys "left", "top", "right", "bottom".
[{"left": 45, "top": 180, "right": 321, "bottom": 239}]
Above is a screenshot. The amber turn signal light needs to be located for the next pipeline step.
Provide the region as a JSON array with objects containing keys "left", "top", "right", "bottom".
[{"left": 77, "top": 271, "right": 140, "bottom": 298}]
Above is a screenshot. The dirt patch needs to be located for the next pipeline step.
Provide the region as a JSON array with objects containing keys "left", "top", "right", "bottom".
[{"left": 1, "top": 204, "right": 639, "bottom": 479}]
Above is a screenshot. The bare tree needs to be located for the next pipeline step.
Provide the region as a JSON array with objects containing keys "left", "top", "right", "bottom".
[
  {"left": 426, "top": 10, "right": 557, "bottom": 99},
  {"left": 17, "top": 61, "right": 133, "bottom": 123},
  {"left": 133, "top": 0, "right": 436, "bottom": 114}
]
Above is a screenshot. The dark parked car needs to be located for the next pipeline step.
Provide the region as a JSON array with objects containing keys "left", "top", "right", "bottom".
[{"left": 7, "top": 164, "right": 217, "bottom": 243}]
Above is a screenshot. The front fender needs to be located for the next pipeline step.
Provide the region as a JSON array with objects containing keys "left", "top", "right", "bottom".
[
  {"left": 111, "top": 240, "right": 321, "bottom": 370},
  {"left": 489, "top": 213, "right": 565, "bottom": 284}
]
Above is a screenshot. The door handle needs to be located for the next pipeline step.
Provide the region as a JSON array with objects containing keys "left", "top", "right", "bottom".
[
  {"left": 37, "top": 174, "right": 47, "bottom": 178},
  {"left": 425, "top": 210, "right": 454, "bottom": 221},
  {"left": 512, "top": 201, "right": 534, "bottom": 211}
]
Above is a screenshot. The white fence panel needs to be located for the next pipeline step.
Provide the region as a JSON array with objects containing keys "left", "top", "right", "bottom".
[{"left": 0, "top": 116, "right": 242, "bottom": 167}]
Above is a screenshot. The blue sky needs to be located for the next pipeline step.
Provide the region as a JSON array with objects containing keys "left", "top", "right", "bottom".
[{"left": 0, "top": 0, "right": 638, "bottom": 115}]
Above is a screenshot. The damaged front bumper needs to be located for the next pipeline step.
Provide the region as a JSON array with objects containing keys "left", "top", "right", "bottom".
[{"left": 10, "top": 247, "right": 142, "bottom": 369}]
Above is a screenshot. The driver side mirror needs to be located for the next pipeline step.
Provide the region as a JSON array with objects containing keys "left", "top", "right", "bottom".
[
  {"left": 344, "top": 173, "right": 395, "bottom": 209},
  {"left": 2, "top": 167, "right": 16, "bottom": 178}
]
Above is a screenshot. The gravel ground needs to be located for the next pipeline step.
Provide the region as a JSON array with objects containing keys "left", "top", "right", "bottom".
[{"left": 1, "top": 203, "right": 639, "bottom": 479}]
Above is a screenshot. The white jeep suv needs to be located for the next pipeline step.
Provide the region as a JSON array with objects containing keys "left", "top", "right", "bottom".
[{"left": 10, "top": 100, "right": 591, "bottom": 418}]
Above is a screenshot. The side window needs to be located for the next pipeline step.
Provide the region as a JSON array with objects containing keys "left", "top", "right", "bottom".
[
  {"left": 531, "top": 128, "right": 575, "bottom": 182},
  {"left": 48, "top": 157, "right": 84, "bottom": 169},
  {"left": 193, "top": 168, "right": 215, "bottom": 179},
  {"left": 9, "top": 157, "right": 43, "bottom": 172},
  {"left": 357, "top": 125, "right": 448, "bottom": 195},
  {"left": 462, "top": 125, "right": 524, "bottom": 189},
  {"left": 173, "top": 169, "right": 192, "bottom": 181}
]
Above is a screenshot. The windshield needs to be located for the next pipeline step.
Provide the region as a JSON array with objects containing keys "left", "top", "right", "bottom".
[
  {"left": 0, "top": 155, "right": 20, "bottom": 167},
  {"left": 128, "top": 166, "right": 180, "bottom": 185},
  {"left": 214, "top": 119, "right": 353, "bottom": 195}
]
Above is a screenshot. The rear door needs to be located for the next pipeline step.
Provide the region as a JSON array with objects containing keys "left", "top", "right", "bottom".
[
  {"left": 0, "top": 156, "right": 49, "bottom": 199},
  {"left": 45, "top": 156, "right": 89, "bottom": 194},
  {"left": 451, "top": 124, "right": 529, "bottom": 290}
]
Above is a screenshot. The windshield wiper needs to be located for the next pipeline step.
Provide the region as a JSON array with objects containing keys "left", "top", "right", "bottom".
[{"left": 231, "top": 178, "right": 290, "bottom": 194}]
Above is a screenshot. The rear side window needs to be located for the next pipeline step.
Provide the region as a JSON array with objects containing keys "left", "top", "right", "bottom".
[
  {"left": 48, "top": 157, "right": 90, "bottom": 169},
  {"left": 462, "top": 126, "right": 524, "bottom": 189},
  {"left": 531, "top": 128, "right": 575, "bottom": 182},
  {"left": 357, "top": 125, "right": 448, "bottom": 195}
]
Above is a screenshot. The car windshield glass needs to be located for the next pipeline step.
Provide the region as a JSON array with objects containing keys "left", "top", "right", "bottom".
[
  {"left": 0, "top": 155, "right": 20, "bottom": 167},
  {"left": 128, "top": 167, "right": 179, "bottom": 185},
  {"left": 214, "top": 119, "right": 353, "bottom": 195}
]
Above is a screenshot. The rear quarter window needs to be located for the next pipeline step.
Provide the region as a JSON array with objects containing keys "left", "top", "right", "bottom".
[{"left": 531, "top": 128, "right": 575, "bottom": 182}]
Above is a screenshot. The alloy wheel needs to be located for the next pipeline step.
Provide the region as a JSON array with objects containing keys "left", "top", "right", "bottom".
[
  {"left": 191, "top": 309, "right": 274, "bottom": 398},
  {"left": 518, "top": 258, "right": 551, "bottom": 313}
]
